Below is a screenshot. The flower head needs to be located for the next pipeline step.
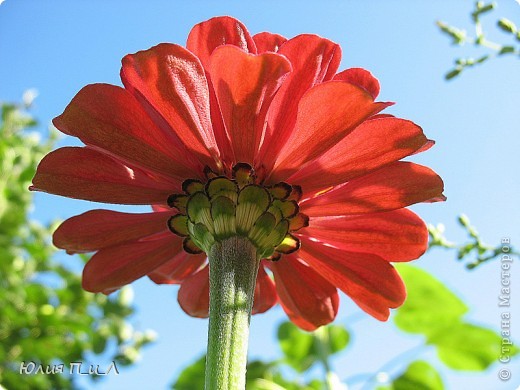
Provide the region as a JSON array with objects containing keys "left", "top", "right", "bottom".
[{"left": 31, "top": 16, "right": 445, "bottom": 330}]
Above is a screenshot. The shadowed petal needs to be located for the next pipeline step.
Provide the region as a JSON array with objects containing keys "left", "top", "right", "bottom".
[
  {"left": 299, "top": 237, "right": 406, "bottom": 320},
  {"left": 289, "top": 117, "right": 430, "bottom": 196},
  {"left": 121, "top": 43, "right": 219, "bottom": 170},
  {"left": 252, "top": 264, "right": 278, "bottom": 314},
  {"left": 83, "top": 233, "right": 182, "bottom": 294},
  {"left": 257, "top": 34, "right": 341, "bottom": 171},
  {"left": 334, "top": 68, "right": 380, "bottom": 99},
  {"left": 271, "top": 255, "right": 339, "bottom": 331},
  {"left": 300, "top": 209, "right": 428, "bottom": 262},
  {"left": 53, "top": 83, "right": 201, "bottom": 181},
  {"left": 30, "top": 147, "right": 176, "bottom": 205},
  {"left": 269, "top": 81, "right": 390, "bottom": 182},
  {"left": 206, "top": 76, "right": 235, "bottom": 168},
  {"left": 208, "top": 45, "right": 291, "bottom": 163},
  {"left": 186, "top": 16, "right": 257, "bottom": 69},
  {"left": 253, "top": 32, "right": 287, "bottom": 53},
  {"left": 412, "top": 139, "right": 435, "bottom": 154},
  {"left": 178, "top": 265, "right": 210, "bottom": 318},
  {"left": 54, "top": 209, "right": 173, "bottom": 254},
  {"left": 301, "top": 162, "right": 445, "bottom": 217},
  {"left": 149, "top": 251, "right": 207, "bottom": 285}
]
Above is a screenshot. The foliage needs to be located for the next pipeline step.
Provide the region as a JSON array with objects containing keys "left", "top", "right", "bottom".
[
  {"left": 395, "top": 265, "right": 517, "bottom": 372},
  {"left": 386, "top": 361, "right": 444, "bottom": 390},
  {"left": 173, "top": 263, "right": 517, "bottom": 390},
  {"left": 393, "top": 266, "right": 468, "bottom": 334},
  {"left": 437, "top": 1, "right": 519, "bottom": 79},
  {"left": 0, "top": 96, "right": 155, "bottom": 389},
  {"left": 277, "top": 322, "right": 349, "bottom": 374},
  {"left": 428, "top": 214, "right": 518, "bottom": 269}
]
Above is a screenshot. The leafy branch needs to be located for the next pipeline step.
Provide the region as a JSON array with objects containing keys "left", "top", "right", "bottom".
[
  {"left": 428, "top": 214, "right": 518, "bottom": 269},
  {"left": 0, "top": 95, "right": 156, "bottom": 389},
  {"left": 437, "top": 1, "right": 519, "bottom": 79}
]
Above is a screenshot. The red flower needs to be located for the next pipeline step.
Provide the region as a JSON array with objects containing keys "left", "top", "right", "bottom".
[{"left": 31, "top": 16, "right": 445, "bottom": 331}]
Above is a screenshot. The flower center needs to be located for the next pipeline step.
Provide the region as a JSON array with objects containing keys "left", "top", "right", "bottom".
[{"left": 166, "top": 163, "right": 309, "bottom": 260}]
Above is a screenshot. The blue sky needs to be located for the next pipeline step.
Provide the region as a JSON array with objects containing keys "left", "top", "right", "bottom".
[{"left": 1, "top": 1, "right": 519, "bottom": 389}]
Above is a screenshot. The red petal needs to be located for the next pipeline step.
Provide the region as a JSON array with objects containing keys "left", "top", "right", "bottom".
[
  {"left": 121, "top": 43, "right": 219, "bottom": 170},
  {"left": 53, "top": 83, "right": 200, "bottom": 181},
  {"left": 271, "top": 255, "right": 339, "bottom": 331},
  {"left": 299, "top": 237, "right": 406, "bottom": 320},
  {"left": 334, "top": 68, "right": 380, "bottom": 99},
  {"left": 301, "top": 209, "right": 428, "bottom": 262},
  {"left": 83, "top": 233, "right": 182, "bottom": 293},
  {"left": 289, "top": 117, "right": 429, "bottom": 196},
  {"left": 53, "top": 209, "right": 172, "bottom": 254},
  {"left": 149, "top": 252, "right": 207, "bottom": 285},
  {"left": 253, "top": 32, "right": 287, "bottom": 53},
  {"left": 186, "top": 16, "right": 257, "bottom": 69},
  {"left": 269, "top": 81, "right": 390, "bottom": 183},
  {"left": 207, "top": 75, "right": 234, "bottom": 167},
  {"left": 412, "top": 139, "right": 435, "bottom": 155},
  {"left": 186, "top": 16, "right": 257, "bottom": 167},
  {"left": 208, "top": 45, "right": 291, "bottom": 163},
  {"left": 30, "top": 147, "right": 175, "bottom": 205},
  {"left": 152, "top": 204, "right": 171, "bottom": 212},
  {"left": 252, "top": 264, "right": 278, "bottom": 314},
  {"left": 257, "top": 34, "right": 341, "bottom": 172},
  {"left": 302, "top": 162, "right": 445, "bottom": 217},
  {"left": 178, "top": 265, "right": 210, "bottom": 318}
]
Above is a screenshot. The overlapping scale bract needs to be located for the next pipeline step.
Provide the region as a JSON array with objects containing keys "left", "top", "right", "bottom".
[{"left": 167, "top": 163, "right": 308, "bottom": 259}]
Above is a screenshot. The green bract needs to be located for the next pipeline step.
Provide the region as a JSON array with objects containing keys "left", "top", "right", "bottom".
[{"left": 167, "top": 163, "right": 308, "bottom": 259}]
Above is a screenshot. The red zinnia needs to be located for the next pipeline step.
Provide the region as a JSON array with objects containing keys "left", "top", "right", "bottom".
[{"left": 31, "top": 16, "right": 445, "bottom": 331}]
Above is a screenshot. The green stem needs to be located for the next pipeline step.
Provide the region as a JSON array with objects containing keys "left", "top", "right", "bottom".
[
  {"left": 205, "top": 236, "right": 261, "bottom": 389},
  {"left": 314, "top": 327, "right": 335, "bottom": 390}
]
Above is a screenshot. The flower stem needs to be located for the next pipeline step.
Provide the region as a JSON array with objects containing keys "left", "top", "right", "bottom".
[
  {"left": 205, "top": 236, "right": 260, "bottom": 389},
  {"left": 314, "top": 327, "right": 337, "bottom": 390}
]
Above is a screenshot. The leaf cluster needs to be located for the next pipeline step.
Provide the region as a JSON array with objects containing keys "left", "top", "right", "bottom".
[
  {"left": 437, "top": 1, "right": 519, "bottom": 79},
  {"left": 428, "top": 214, "right": 517, "bottom": 269},
  {"left": 363, "top": 264, "right": 518, "bottom": 389},
  {"left": 174, "top": 262, "right": 517, "bottom": 389},
  {"left": 0, "top": 98, "right": 155, "bottom": 389}
]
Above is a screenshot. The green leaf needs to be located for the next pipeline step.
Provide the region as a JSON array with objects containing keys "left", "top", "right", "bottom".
[
  {"left": 445, "top": 68, "right": 462, "bottom": 80},
  {"left": 476, "top": 55, "right": 489, "bottom": 64},
  {"left": 277, "top": 321, "right": 316, "bottom": 372},
  {"left": 472, "top": 2, "right": 496, "bottom": 20},
  {"left": 247, "top": 377, "right": 315, "bottom": 390},
  {"left": 307, "top": 379, "right": 325, "bottom": 390},
  {"left": 172, "top": 356, "right": 206, "bottom": 390},
  {"left": 247, "top": 378, "right": 289, "bottom": 390},
  {"left": 427, "top": 322, "right": 514, "bottom": 371},
  {"left": 313, "top": 324, "right": 350, "bottom": 358},
  {"left": 392, "top": 360, "right": 444, "bottom": 390},
  {"left": 92, "top": 333, "right": 108, "bottom": 354},
  {"left": 394, "top": 265, "right": 468, "bottom": 335},
  {"left": 497, "top": 18, "right": 517, "bottom": 34},
  {"left": 498, "top": 46, "right": 516, "bottom": 55},
  {"left": 246, "top": 360, "right": 276, "bottom": 382},
  {"left": 436, "top": 21, "right": 467, "bottom": 45},
  {"left": 245, "top": 359, "right": 321, "bottom": 390},
  {"left": 327, "top": 325, "right": 350, "bottom": 354},
  {"left": 276, "top": 321, "right": 350, "bottom": 375}
]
